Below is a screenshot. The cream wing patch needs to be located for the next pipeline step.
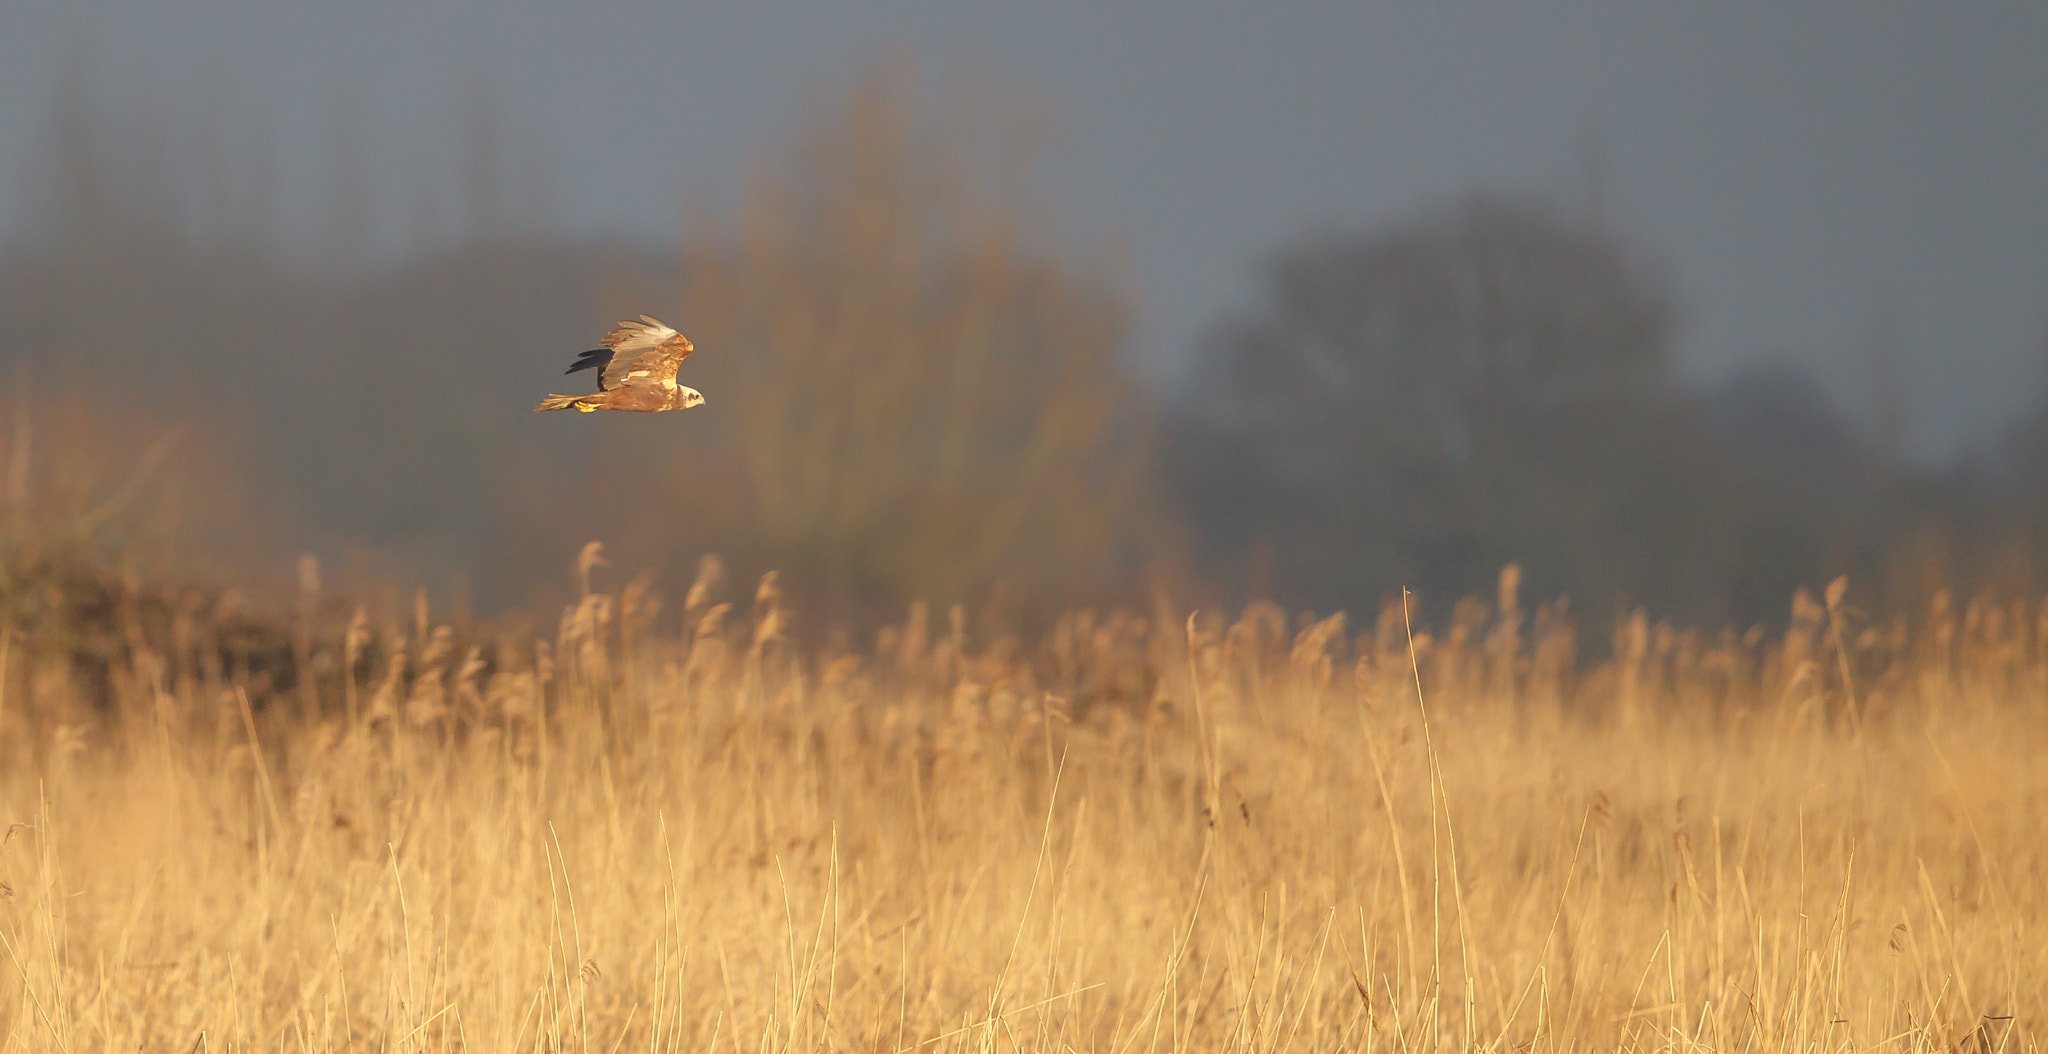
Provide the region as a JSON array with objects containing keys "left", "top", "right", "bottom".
[{"left": 597, "top": 314, "right": 693, "bottom": 392}]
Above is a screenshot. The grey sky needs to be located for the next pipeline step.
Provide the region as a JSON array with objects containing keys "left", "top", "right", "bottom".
[{"left": 3, "top": 2, "right": 2044, "bottom": 459}]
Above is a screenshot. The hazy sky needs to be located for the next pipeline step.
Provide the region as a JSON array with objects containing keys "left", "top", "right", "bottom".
[{"left": 3, "top": 2, "right": 2044, "bottom": 460}]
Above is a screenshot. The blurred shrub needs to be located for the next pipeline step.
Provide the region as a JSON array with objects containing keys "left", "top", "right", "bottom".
[{"left": 0, "top": 380, "right": 296, "bottom": 712}]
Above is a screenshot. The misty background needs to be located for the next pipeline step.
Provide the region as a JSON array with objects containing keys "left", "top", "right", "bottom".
[{"left": 1, "top": 3, "right": 2045, "bottom": 635}]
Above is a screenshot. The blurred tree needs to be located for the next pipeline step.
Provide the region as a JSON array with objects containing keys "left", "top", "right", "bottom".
[
  {"left": 1171, "top": 194, "right": 1777, "bottom": 625},
  {"left": 1168, "top": 191, "right": 2038, "bottom": 630},
  {"left": 1986, "top": 329, "right": 2048, "bottom": 587},
  {"left": 1211, "top": 193, "right": 1671, "bottom": 467},
  {"left": 552, "top": 68, "right": 1155, "bottom": 619}
]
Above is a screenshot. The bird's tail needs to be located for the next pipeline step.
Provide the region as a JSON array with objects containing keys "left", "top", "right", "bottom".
[{"left": 534, "top": 393, "right": 604, "bottom": 413}]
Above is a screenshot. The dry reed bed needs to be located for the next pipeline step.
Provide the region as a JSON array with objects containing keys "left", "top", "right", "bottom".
[{"left": 0, "top": 563, "right": 2043, "bottom": 1053}]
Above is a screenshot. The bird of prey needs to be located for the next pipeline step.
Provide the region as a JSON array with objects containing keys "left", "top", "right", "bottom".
[{"left": 534, "top": 315, "right": 704, "bottom": 413}]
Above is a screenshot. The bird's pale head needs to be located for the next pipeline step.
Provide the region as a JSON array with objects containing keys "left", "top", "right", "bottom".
[{"left": 678, "top": 386, "right": 705, "bottom": 409}]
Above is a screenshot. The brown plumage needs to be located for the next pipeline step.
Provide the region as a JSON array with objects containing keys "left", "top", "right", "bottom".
[{"left": 534, "top": 315, "right": 704, "bottom": 413}]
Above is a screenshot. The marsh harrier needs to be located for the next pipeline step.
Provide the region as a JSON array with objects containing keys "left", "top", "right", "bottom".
[{"left": 534, "top": 315, "right": 704, "bottom": 413}]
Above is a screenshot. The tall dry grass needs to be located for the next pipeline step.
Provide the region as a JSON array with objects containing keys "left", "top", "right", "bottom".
[{"left": 0, "top": 557, "right": 2042, "bottom": 1053}]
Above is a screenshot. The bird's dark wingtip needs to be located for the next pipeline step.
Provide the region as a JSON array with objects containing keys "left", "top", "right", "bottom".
[{"left": 564, "top": 349, "right": 610, "bottom": 375}]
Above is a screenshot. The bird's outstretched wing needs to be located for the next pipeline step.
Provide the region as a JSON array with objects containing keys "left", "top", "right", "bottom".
[{"left": 564, "top": 315, "right": 693, "bottom": 391}]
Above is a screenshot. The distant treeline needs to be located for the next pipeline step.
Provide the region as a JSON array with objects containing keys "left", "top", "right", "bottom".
[{"left": 1, "top": 69, "right": 2043, "bottom": 634}]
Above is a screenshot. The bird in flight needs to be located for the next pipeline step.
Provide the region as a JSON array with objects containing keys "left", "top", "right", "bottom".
[{"left": 534, "top": 315, "right": 704, "bottom": 413}]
